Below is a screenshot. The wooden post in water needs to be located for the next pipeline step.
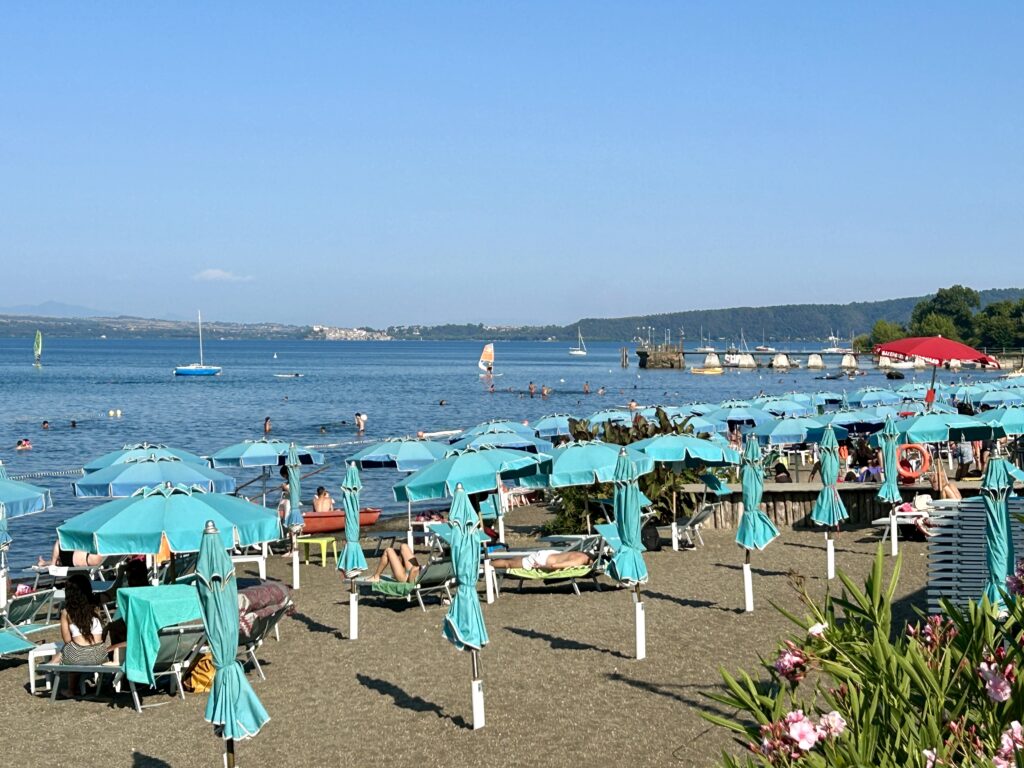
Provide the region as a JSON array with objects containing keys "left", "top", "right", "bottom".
[{"left": 620, "top": 347, "right": 629, "bottom": 367}]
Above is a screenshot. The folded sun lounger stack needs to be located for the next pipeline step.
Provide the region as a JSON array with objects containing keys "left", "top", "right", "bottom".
[{"left": 926, "top": 496, "right": 1024, "bottom": 614}]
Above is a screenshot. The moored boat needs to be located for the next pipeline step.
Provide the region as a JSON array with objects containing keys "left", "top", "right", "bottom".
[
  {"left": 302, "top": 507, "right": 382, "bottom": 534},
  {"left": 691, "top": 366, "right": 724, "bottom": 375}
]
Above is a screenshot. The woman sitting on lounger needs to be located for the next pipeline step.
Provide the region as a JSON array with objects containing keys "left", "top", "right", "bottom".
[
  {"left": 368, "top": 543, "right": 421, "bottom": 583},
  {"left": 490, "top": 550, "right": 594, "bottom": 572},
  {"left": 54, "top": 574, "right": 108, "bottom": 697}
]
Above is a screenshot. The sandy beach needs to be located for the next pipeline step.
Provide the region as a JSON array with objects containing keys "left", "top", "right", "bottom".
[{"left": 0, "top": 507, "right": 929, "bottom": 768}]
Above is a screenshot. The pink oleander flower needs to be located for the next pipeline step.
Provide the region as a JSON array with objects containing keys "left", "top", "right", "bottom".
[
  {"left": 922, "top": 748, "right": 936, "bottom": 768},
  {"left": 908, "top": 615, "right": 958, "bottom": 654},
  {"left": 817, "top": 710, "right": 846, "bottom": 738},
  {"left": 995, "top": 720, "right": 1024, "bottom": 767},
  {"left": 774, "top": 641, "right": 809, "bottom": 683},
  {"left": 786, "top": 711, "right": 819, "bottom": 752},
  {"left": 978, "top": 659, "right": 1016, "bottom": 703},
  {"left": 807, "top": 622, "right": 828, "bottom": 639}
]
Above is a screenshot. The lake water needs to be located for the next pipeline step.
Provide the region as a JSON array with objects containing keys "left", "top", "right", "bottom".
[{"left": 0, "top": 336, "right": 983, "bottom": 570}]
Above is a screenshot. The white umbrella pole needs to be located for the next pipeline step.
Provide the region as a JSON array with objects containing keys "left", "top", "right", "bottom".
[
  {"left": 826, "top": 531, "right": 835, "bottom": 580},
  {"left": 349, "top": 580, "right": 358, "bottom": 640},
  {"left": 484, "top": 558, "right": 495, "bottom": 604},
  {"left": 633, "top": 585, "right": 646, "bottom": 660},
  {"left": 671, "top": 491, "right": 679, "bottom": 551},
  {"left": 496, "top": 474, "right": 506, "bottom": 544},
  {"left": 0, "top": 567, "right": 7, "bottom": 610},
  {"left": 743, "top": 550, "right": 754, "bottom": 613},
  {"left": 406, "top": 501, "right": 414, "bottom": 550},
  {"left": 471, "top": 649, "right": 485, "bottom": 730},
  {"left": 889, "top": 505, "right": 899, "bottom": 557},
  {"left": 292, "top": 547, "right": 300, "bottom": 589}
]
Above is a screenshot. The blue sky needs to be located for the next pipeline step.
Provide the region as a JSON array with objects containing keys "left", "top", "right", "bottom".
[{"left": 1, "top": 3, "right": 1021, "bottom": 327}]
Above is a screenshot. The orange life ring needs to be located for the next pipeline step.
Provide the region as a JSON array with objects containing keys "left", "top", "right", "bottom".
[{"left": 896, "top": 444, "right": 931, "bottom": 479}]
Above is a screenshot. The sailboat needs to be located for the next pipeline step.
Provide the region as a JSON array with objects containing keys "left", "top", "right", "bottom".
[
  {"left": 695, "top": 325, "right": 715, "bottom": 353},
  {"left": 174, "top": 311, "right": 222, "bottom": 376},
  {"left": 33, "top": 330, "right": 42, "bottom": 368},
  {"left": 569, "top": 327, "right": 587, "bottom": 356},
  {"left": 754, "top": 329, "right": 775, "bottom": 353},
  {"left": 478, "top": 343, "right": 500, "bottom": 377}
]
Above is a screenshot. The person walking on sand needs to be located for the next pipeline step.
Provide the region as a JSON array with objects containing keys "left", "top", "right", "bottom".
[{"left": 264, "top": 416, "right": 272, "bottom": 436}]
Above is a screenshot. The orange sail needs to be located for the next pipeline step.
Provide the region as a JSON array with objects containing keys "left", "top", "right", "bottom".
[{"left": 478, "top": 343, "right": 495, "bottom": 372}]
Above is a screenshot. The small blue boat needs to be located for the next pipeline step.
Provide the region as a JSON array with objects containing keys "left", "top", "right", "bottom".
[{"left": 174, "top": 310, "right": 221, "bottom": 376}]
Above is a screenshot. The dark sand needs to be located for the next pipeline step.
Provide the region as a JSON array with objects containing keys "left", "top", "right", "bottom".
[{"left": 0, "top": 508, "right": 928, "bottom": 768}]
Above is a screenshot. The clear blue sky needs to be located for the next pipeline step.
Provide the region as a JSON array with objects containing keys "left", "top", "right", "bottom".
[{"left": 1, "top": 3, "right": 1021, "bottom": 327}]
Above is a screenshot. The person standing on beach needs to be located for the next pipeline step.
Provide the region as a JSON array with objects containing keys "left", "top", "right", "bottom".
[{"left": 264, "top": 416, "right": 272, "bottom": 436}]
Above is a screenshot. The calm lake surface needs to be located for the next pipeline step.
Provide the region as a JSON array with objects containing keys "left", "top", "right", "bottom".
[{"left": 0, "top": 337, "right": 993, "bottom": 570}]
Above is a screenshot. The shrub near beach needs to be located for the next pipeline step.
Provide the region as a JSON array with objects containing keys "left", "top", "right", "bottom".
[{"left": 704, "top": 548, "right": 1024, "bottom": 767}]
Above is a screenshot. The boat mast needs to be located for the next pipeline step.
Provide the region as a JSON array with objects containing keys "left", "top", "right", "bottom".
[{"left": 198, "top": 310, "right": 204, "bottom": 366}]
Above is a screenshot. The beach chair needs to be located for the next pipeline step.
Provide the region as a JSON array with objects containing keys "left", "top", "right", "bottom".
[
  {"left": 239, "top": 600, "right": 293, "bottom": 680},
  {"left": 39, "top": 622, "right": 206, "bottom": 712},
  {"left": 492, "top": 535, "right": 605, "bottom": 597},
  {"left": 353, "top": 559, "right": 455, "bottom": 611},
  {"left": 0, "top": 589, "right": 57, "bottom": 657},
  {"left": 674, "top": 473, "right": 730, "bottom": 548}
]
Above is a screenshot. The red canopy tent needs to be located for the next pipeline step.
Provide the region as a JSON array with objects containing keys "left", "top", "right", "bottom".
[{"left": 875, "top": 336, "right": 1000, "bottom": 406}]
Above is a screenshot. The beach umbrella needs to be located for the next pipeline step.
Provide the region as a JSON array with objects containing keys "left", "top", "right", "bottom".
[
  {"left": 83, "top": 443, "right": 208, "bottom": 474},
  {"left": 868, "top": 412, "right": 997, "bottom": 445},
  {"left": 284, "top": 443, "right": 304, "bottom": 589},
  {"left": 210, "top": 438, "right": 325, "bottom": 468},
  {"left": 978, "top": 390, "right": 1024, "bottom": 409},
  {"left": 983, "top": 407, "right": 1024, "bottom": 436},
  {"left": 981, "top": 457, "right": 1015, "bottom": 611},
  {"left": 750, "top": 417, "right": 849, "bottom": 447},
  {"left": 810, "top": 425, "right": 849, "bottom": 580},
  {"left": 587, "top": 408, "right": 634, "bottom": 428},
  {"left": 609, "top": 449, "right": 648, "bottom": 659},
  {"left": 0, "top": 463, "right": 52, "bottom": 608},
  {"left": 687, "top": 402, "right": 718, "bottom": 416},
  {"left": 876, "top": 416, "right": 902, "bottom": 556},
  {"left": 686, "top": 415, "right": 728, "bottom": 434},
  {"left": 818, "top": 407, "right": 893, "bottom": 433},
  {"left": 532, "top": 414, "right": 575, "bottom": 438},
  {"left": 73, "top": 455, "right": 236, "bottom": 498},
  {"left": 348, "top": 438, "right": 447, "bottom": 471},
  {"left": 849, "top": 387, "right": 901, "bottom": 407},
  {"left": 393, "top": 448, "right": 547, "bottom": 503},
  {"left": 57, "top": 484, "right": 281, "bottom": 554},
  {"left": 338, "top": 462, "right": 368, "bottom": 640},
  {"left": 954, "top": 383, "right": 993, "bottom": 401},
  {"left": 736, "top": 437, "right": 779, "bottom": 611},
  {"left": 718, "top": 399, "right": 752, "bottom": 409},
  {"left": 442, "top": 486, "right": 489, "bottom": 729},
  {"left": 459, "top": 420, "right": 535, "bottom": 440},
  {"left": 637, "top": 405, "right": 691, "bottom": 422},
  {"left": 195, "top": 521, "right": 269, "bottom": 768},
  {"left": 876, "top": 337, "right": 999, "bottom": 408},
  {"left": 896, "top": 401, "right": 956, "bottom": 416},
  {"left": 760, "top": 399, "right": 815, "bottom": 418},
  {"left": 704, "top": 407, "right": 774, "bottom": 426},
  {"left": 447, "top": 431, "right": 554, "bottom": 454}
]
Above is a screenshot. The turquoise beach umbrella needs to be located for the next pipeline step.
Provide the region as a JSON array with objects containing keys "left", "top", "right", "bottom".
[
  {"left": 704, "top": 406, "right": 773, "bottom": 426},
  {"left": 460, "top": 420, "right": 535, "bottom": 440},
  {"left": 84, "top": 443, "right": 208, "bottom": 474},
  {"left": 532, "top": 414, "right": 575, "bottom": 438},
  {"left": 442, "top": 487, "right": 489, "bottom": 651},
  {"left": 73, "top": 455, "right": 236, "bottom": 498},
  {"left": 876, "top": 416, "right": 901, "bottom": 506},
  {"left": 982, "top": 458, "right": 1016, "bottom": 609},
  {"left": 868, "top": 412, "right": 996, "bottom": 446},
  {"left": 587, "top": 409, "right": 634, "bottom": 428},
  {"left": 979, "top": 390, "right": 1024, "bottom": 409},
  {"left": 447, "top": 431, "right": 554, "bottom": 454},
  {"left": 687, "top": 415, "right": 728, "bottom": 434},
  {"left": 630, "top": 434, "right": 739, "bottom": 466},
  {"left": 284, "top": 443, "right": 304, "bottom": 530},
  {"left": 57, "top": 485, "right": 281, "bottom": 554},
  {"left": 337, "top": 463, "right": 368, "bottom": 577},
  {"left": 393, "top": 448, "right": 547, "bottom": 502},
  {"left": 609, "top": 450, "right": 648, "bottom": 585},
  {"left": 195, "top": 520, "right": 269, "bottom": 765},
  {"left": 849, "top": 387, "right": 901, "bottom": 407},
  {"left": 348, "top": 438, "right": 447, "bottom": 471},
  {"left": 0, "top": 463, "right": 52, "bottom": 549},
  {"left": 760, "top": 399, "right": 814, "bottom": 418},
  {"left": 984, "top": 407, "right": 1024, "bottom": 436},
  {"left": 736, "top": 438, "right": 779, "bottom": 551},
  {"left": 539, "top": 441, "right": 654, "bottom": 488},
  {"left": 751, "top": 417, "right": 849, "bottom": 446},
  {"left": 210, "top": 438, "right": 324, "bottom": 468},
  {"left": 810, "top": 426, "right": 849, "bottom": 528}
]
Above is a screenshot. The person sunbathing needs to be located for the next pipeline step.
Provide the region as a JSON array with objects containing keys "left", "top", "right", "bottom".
[
  {"left": 931, "top": 464, "right": 962, "bottom": 501},
  {"left": 490, "top": 550, "right": 594, "bottom": 571},
  {"left": 38, "top": 540, "right": 105, "bottom": 568},
  {"left": 368, "top": 543, "right": 420, "bottom": 583}
]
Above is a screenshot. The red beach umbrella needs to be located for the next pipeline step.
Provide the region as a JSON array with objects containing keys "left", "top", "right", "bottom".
[{"left": 875, "top": 336, "right": 1000, "bottom": 406}]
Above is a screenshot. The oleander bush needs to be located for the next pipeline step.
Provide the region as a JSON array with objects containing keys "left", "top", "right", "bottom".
[{"left": 704, "top": 549, "right": 1024, "bottom": 767}]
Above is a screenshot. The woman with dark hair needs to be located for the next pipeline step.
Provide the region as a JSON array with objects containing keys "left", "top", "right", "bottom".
[{"left": 54, "top": 574, "right": 107, "bottom": 696}]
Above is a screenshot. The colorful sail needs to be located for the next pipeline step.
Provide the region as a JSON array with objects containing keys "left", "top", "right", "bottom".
[
  {"left": 33, "top": 330, "right": 42, "bottom": 366},
  {"left": 478, "top": 343, "right": 495, "bottom": 373}
]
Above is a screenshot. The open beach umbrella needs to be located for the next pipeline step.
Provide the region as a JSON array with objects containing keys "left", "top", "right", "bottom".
[
  {"left": 57, "top": 484, "right": 281, "bottom": 554},
  {"left": 981, "top": 457, "right": 1015, "bottom": 611},
  {"left": 442, "top": 486, "right": 489, "bottom": 729},
  {"left": 849, "top": 387, "right": 901, "bottom": 407},
  {"left": 459, "top": 420, "right": 535, "bottom": 440},
  {"left": 0, "top": 463, "right": 53, "bottom": 607},
  {"left": 448, "top": 431, "right": 554, "bottom": 454},
  {"left": 736, "top": 437, "right": 779, "bottom": 611},
  {"left": 760, "top": 399, "right": 815, "bottom": 418},
  {"left": 876, "top": 337, "right": 999, "bottom": 408},
  {"left": 687, "top": 402, "right": 718, "bottom": 416},
  {"left": 810, "top": 425, "right": 849, "bottom": 580},
  {"left": 979, "top": 390, "right": 1024, "bottom": 409},
  {"left": 195, "top": 521, "right": 269, "bottom": 768},
  {"left": 704, "top": 407, "right": 773, "bottom": 427},
  {"left": 869, "top": 412, "right": 997, "bottom": 445},
  {"left": 896, "top": 401, "right": 956, "bottom": 416},
  {"left": 983, "top": 407, "right": 1024, "bottom": 436},
  {"left": 686, "top": 415, "right": 728, "bottom": 434},
  {"left": 83, "top": 443, "right": 208, "bottom": 474},
  {"left": 718, "top": 399, "right": 752, "bottom": 409},
  {"left": 955, "top": 383, "right": 993, "bottom": 401},
  {"left": 819, "top": 408, "right": 893, "bottom": 433},
  {"left": 876, "top": 416, "right": 902, "bottom": 556},
  {"left": 393, "top": 448, "right": 547, "bottom": 503},
  {"left": 210, "top": 438, "right": 325, "bottom": 468},
  {"left": 73, "top": 455, "right": 236, "bottom": 498},
  {"left": 750, "top": 417, "right": 849, "bottom": 447},
  {"left": 532, "top": 414, "right": 575, "bottom": 438},
  {"left": 812, "top": 391, "right": 844, "bottom": 406},
  {"left": 587, "top": 408, "right": 634, "bottom": 428},
  {"left": 338, "top": 462, "right": 368, "bottom": 639},
  {"left": 348, "top": 438, "right": 447, "bottom": 471}
]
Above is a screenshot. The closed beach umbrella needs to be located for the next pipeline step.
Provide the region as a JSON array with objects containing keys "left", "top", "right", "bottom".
[
  {"left": 338, "top": 462, "right": 368, "bottom": 640},
  {"left": 532, "top": 414, "right": 575, "bottom": 438},
  {"left": 610, "top": 449, "right": 648, "bottom": 659},
  {"left": 393, "top": 448, "right": 547, "bottom": 503},
  {"left": 876, "top": 416, "right": 902, "bottom": 556},
  {"left": 447, "top": 431, "right": 554, "bottom": 454},
  {"left": 210, "top": 438, "right": 325, "bottom": 468},
  {"left": 981, "top": 457, "right": 1015, "bottom": 611},
  {"left": 73, "top": 455, "right": 236, "bottom": 498},
  {"left": 442, "top": 486, "right": 489, "bottom": 729},
  {"left": 736, "top": 437, "right": 779, "bottom": 611},
  {"left": 0, "top": 464, "right": 52, "bottom": 607},
  {"left": 283, "top": 444, "right": 304, "bottom": 530},
  {"left": 195, "top": 521, "right": 269, "bottom": 768},
  {"left": 84, "top": 443, "right": 208, "bottom": 474},
  {"left": 348, "top": 438, "right": 447, "bottom": 471},
  {"left": 57, "top": 485, "right": 281, "bottom": 554},
  {"left": 810, "top": 425, "right": 849, "bottom": 579}
]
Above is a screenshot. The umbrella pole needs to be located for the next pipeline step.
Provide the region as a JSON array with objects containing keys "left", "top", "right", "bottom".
[
  {"left": 484, "top": 557, "right": 495, "bottom": 604},
  {"left": 890, "top": 503, "right": 899, "bottom": 557},
  {"left": 406, "top": 501, "right": 414, "bottom": 550},
  {"left": 470, "top": 649, "right": 485, "bottom": 730},
  {"left": 633, "top": 584, "right": 646, "bottom": 660},
  {"left": 826, "top": 529, "right": 835, "bottom": 580},
  {"left": 671, "top": 491, "right": 679, "bottom": 551},
  {"left": 292, "top": 546, "right": 300, "bottom": 590},
  {"left": 743, "top": 549, "right": 754, "bottom": 612},
  {"left": 225, "top": 738, "right": 235, "bottom": 768},
  {"left": 349, "top": 579, "right": 359, "bottom": 640},
  {"left": 584, "top": 490, "right": 591, "bottom": 534},
  {"left": 0, "top": 559, "right": 7, "bottom": 610},
  {"left": 496, "top": 473, "right": 506, "bottom": 544}
]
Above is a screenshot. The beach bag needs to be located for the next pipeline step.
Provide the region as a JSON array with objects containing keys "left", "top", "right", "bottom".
[
  {"left": 641, "top": 522, "right": 662, "bottom": 552},
  {"left": 183, "top": 653, "right": 215, "bottom": 694}
]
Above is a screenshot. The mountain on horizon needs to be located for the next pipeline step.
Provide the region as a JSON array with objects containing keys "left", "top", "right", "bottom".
[{"left": 0, "top": 301, "right": 109, "bottom": 318}]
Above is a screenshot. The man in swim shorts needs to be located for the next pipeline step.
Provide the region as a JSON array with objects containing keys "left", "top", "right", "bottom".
[{"left": 490, "top": 549, "right": 593, "bottom": 571}]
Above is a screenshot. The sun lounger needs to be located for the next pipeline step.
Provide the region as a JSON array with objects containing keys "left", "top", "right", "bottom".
[
  {"left": 0, "top": 589, "right": 57, "bottom": 657},
  {"left": 237, "top": 582, "right": 293, "bottom": 680},
  {"left": 353, "top": 559, "right": 456, "bottom": 611},
  {"left": 491, "top": 535, "right": 605, "bottom": 597}
]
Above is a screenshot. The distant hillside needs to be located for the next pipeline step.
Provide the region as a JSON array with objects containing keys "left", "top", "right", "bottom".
[
  {"left": 386, "top": 288, "right": 1024, "bottom": 342},
  {"left": 0, "top": 314, "right": 311, "bottom": 340}
]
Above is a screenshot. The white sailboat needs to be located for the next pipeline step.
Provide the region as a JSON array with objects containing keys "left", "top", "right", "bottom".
[
  {"left": 174, "top": 311, "right": 222, "bottom": 376},
  {"left": 478, "top": 343, "right": 500, "bottom": 377},
  {"left": 695, "top": 325, "right": 715, "bottom": 353},
  {"left": 569, "top": 327, "right": 587, "bottom": 356}
]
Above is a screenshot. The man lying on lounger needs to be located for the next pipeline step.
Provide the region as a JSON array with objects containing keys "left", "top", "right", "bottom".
[{"left": 490, "top": 550, "right": 594, "bottom": 571}]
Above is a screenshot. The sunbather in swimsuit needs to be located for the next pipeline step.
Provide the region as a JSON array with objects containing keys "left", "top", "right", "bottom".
[
  {"left": 491, "top": 550, "right": 593, "bottom": 571},
  {"left": 368, "top": 543, "right": 421, "bottom": 583}
]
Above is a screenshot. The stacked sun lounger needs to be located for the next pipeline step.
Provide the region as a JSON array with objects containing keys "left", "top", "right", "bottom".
[{"left": 926, "top": 497, "right": 1024, "bottom": 614}]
